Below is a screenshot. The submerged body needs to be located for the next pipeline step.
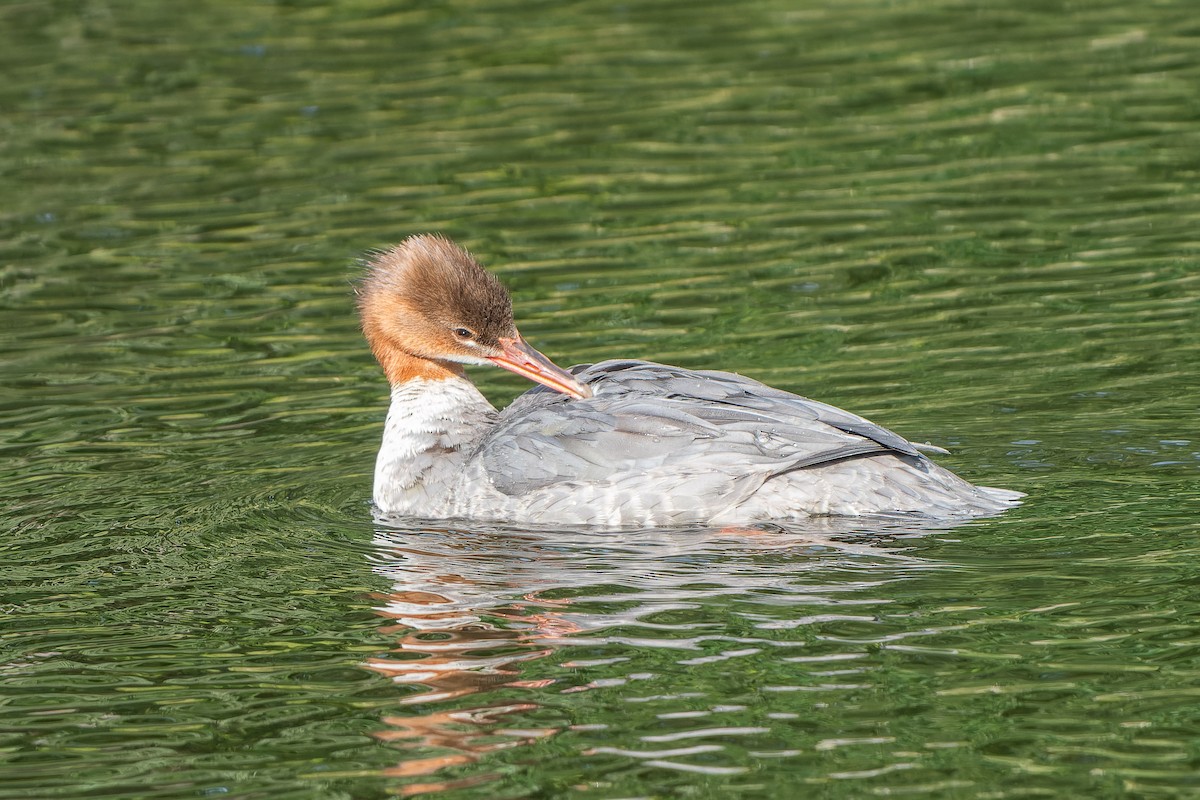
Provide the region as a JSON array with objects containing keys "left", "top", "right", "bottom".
[{"left": 360, "top": 235, "right": 1023, "bottom": 527}]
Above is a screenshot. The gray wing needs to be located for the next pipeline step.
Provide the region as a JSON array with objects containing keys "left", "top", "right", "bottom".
[{"left": 473, "top": 359, "right": 932, "bottom": 498}]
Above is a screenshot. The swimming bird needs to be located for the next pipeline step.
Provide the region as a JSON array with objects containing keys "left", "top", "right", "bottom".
[{"left": 358, "top": 234, "right": 1023, "bottom": 527}]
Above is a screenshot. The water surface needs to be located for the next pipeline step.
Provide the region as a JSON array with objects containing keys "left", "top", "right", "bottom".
[{"left": 2, "top": 0, "right": 1198, "bottom": 797}]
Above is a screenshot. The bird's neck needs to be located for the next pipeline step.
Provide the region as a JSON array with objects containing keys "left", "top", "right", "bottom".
[
  {"left": 368, "top": 334, "right": 465, "bottom": 385},
  {"left": 372, "top": 374, "right": 497, "bottom": 515}
]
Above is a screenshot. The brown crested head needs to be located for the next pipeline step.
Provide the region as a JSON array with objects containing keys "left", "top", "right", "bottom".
[
  {"left": 357, "top": 234, "right": 593, "bottom": 399},
  {"left": 358, "top": 234, "right": 517, "bottom": 382}
]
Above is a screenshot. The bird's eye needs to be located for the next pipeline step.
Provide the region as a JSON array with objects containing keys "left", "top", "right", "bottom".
[{"left": 453, "top": 327, "right": 474, "bottom": 340}]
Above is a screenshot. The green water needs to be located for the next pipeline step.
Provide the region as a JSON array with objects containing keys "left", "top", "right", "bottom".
[{"left": 3, "top": 0, "right": 1198, "bottom": 797}]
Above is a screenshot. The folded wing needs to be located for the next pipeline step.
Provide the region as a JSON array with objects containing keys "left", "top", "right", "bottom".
[{"left": 474, "top": 360, "right": 931, "bottom": 500}]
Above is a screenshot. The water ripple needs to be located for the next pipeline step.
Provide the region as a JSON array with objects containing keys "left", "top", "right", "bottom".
[{"left": 3, "top": 0, "right": 1200, "bottom": 797}]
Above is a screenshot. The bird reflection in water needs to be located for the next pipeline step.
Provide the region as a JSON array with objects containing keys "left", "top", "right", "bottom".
[
  {"left": 363, "top": 525, "right": 593, "bottom": 796},
  {"left": 361, "top": 519, "right": 949, "bottom": 795}
]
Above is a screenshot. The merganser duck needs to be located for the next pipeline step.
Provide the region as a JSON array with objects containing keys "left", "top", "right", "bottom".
[{"left": 358, "top": 234, "right": 1023, "bottom": 527}]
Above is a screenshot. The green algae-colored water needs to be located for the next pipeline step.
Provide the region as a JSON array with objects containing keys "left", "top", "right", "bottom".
[{"left": 3, "top": 1, "right": 1199, "bottom": 797}]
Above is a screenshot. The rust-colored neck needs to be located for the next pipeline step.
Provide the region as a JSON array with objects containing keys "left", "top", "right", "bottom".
[
  {"left": 362, "top": 312, "right": 464, "bottom": 386},
  {"left": 375, "top": 343, "right": 464, "bottom": 386},
  {"left": 359, "top": 274, "right": 468, "bottom": 386}
]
